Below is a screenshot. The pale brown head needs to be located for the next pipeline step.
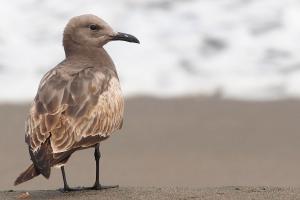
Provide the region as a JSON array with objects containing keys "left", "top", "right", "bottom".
[{"left": 63, "top": 14, "right": 139, "bottom": 53}]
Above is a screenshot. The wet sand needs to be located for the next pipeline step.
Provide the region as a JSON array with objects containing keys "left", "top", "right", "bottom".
[{"left": 0, "top": 96, "right": 300, "bottom": 192}]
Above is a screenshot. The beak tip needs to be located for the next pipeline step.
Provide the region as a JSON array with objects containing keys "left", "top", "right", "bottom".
[
  {"left": 134, "top": 39, "right": 140, "bottom": 44},
  {"left": 112, "top": 32, "right": 140, "bottom": 44}
]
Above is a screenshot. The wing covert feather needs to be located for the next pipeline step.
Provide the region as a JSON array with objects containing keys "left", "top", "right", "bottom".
[{"left": 26, "top": 66, "right": 124, "bottom": 153}]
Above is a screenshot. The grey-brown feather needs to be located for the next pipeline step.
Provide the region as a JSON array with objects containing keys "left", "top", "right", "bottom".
[
  {"left": 16, "top": 14, "right": 125, "bottom": 185},
  {"left": 27, "top": 63, "right": 124, "bottom": 156}
]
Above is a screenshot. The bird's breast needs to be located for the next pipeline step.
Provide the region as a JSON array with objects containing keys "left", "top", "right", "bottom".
[{"left": 95, "top": 77, "right": 124, "bottom": 134}]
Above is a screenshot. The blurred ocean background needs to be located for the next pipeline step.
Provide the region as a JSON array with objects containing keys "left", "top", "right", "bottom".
[{"left": 0, "top": 0, "right": 300, "bottom": 102}]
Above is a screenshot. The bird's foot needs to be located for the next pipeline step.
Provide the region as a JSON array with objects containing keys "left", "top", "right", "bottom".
[
  {"left": 59, "top": 184, "right": 118, "bottom": 192},
  {"left": 58, "top": 186, "right": 83, "bottom": 193},
  {"left": 85, "top": 183, "right": 119, "bottom": 190}
]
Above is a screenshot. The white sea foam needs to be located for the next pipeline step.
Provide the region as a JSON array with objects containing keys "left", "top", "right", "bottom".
[{"left": 0, "top": 0, "right": 300, "bottom": 102}]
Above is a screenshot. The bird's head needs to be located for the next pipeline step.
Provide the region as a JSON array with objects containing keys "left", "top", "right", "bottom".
[{"left": 63, "top": 14, "right": 140, "bottom": 50}]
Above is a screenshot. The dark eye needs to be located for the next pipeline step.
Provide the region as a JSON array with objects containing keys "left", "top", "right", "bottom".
[{"left": 89, "top": 24, "right": 99, "bottom": 31}]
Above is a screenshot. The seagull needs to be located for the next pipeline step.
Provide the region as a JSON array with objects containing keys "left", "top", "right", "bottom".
[{"left": 14, "top": 14, "right": 139, "bottom": 191}]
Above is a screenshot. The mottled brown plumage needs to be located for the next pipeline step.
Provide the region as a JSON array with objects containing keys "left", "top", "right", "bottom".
[{"left": 15, "top": 14, "right": 139, "bottom": 189}]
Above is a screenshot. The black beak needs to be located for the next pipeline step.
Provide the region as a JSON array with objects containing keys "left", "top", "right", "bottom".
[{"left": 111, "top": 32, "right": 140, "bottom": 44}]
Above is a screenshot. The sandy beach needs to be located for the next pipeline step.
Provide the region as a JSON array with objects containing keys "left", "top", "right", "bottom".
[
  {"left": 2, "top": 186, "right": 300, "bottom": 200},
  {"left": 1, "top": 96, "right": 300, "bottom": 193}
]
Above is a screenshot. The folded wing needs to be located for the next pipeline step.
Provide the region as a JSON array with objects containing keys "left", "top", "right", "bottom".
[{"left": 26, "top": 65, "right": 124, "bottom": 155}]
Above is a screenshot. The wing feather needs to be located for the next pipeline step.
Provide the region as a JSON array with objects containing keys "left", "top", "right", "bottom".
[{"left": 26, "top": 66, "right": 124, "bottom": 153}]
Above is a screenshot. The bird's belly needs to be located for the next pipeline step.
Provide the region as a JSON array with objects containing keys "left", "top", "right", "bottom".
[{"left": 94, "top": 77, "right": 124, "bottom": 135}]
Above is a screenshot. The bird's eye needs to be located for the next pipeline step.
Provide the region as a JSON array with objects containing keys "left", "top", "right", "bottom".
[{"left": 89, "top": 24, "right": 98, "bottom": 31}]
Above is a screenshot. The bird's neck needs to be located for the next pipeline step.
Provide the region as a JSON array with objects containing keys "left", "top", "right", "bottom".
[{"left": 64, "top": 43, "right": 116, "bottom": 70}]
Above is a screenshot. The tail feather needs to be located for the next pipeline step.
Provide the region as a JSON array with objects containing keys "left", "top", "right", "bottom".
[{"left": 14, "top": 164, "right": 41, "bottom": 186}]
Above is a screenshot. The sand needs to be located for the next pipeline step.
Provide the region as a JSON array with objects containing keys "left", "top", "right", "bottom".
[
  {"left": 1, "top": 96, "right": 300, "bottom": 194},
  {"left": 2, "top": 187, "right": 300, "bottom": 200}
]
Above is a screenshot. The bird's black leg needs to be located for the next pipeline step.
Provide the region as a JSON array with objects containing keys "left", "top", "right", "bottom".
[
  {"left": 87, "top": 143, "right": 118, "bottom": 190},
  {"left": 94, "top": 143, "right": 101, "bottom": 189},
  {"left": 59, "top": 166, "right": 80, "bottom": 192}
]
